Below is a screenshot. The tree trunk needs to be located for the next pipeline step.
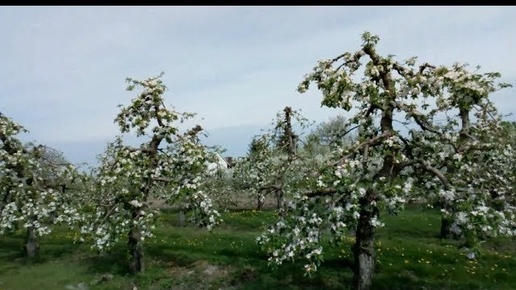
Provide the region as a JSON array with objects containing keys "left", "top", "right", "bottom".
[
  {"left": 128, "top": 227, "right": 144, "bottom": 273},
  {"left": 178, "top": 209, "right": 186, "bottom": 227},
  {"left": 440, "top": 201, "right": 454, "bottom": 239},
  {"left": 440, "top": 216, "right": 453, "bottom": 239},
  {"left": 276, "top": 190, "right": 284, "bottom": 210},
  {"left": 127, "top": 208, "right": 144, "bottom": 274},
  {"left": 352, "top": 200, "right": 378, "bottom": 290},
  {"left": 24, "top": 227, "right": 39, "bottom": 258},
  {"left": 257, "top": 196, "right": 264, "bottom": 211}
]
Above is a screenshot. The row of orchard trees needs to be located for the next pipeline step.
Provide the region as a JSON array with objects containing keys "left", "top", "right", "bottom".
[
  {"left": 0, "top": 74, "right": 222, "bottom": 273},
  {"left": 1, "top": 32, "right": 515, "bottom": 290}
]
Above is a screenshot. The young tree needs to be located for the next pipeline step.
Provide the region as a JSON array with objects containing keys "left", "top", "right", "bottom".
[
  {"left": 501, "top": 121, "right": 516, "bottom": 141},
  {"left": 256, "top": 32, "right": 515, "bottom": 290},
  {"left": 306, "top": 115, "right": 356, "bottom": 148},
  {"left": 187, "top": 146, "right": 236, "bottom": 215},
  {"left": 232, "top": 135, "right": 275, "bottom": 210},
  {"left": 78, "top": 73, "right": 221, "bottom": 273},
  {"left": 274, "top": 106, "right": 298, "bottom": 154},
  {"left": 270, "top": 106, "right": 309, "bottom": 209},
  {"left": 248, "top": 136, "right": 269, "bottom": 160},
  {"left": 232, "top": 107, "right": 312, "bottom": 211},
  {"left": 302, "top": 115, "right": 357, "bottom": 159},
  {"left": 33, "top": 145, "right": 77, "bottom": 192},
  {"left": 0, "top": 113, "right": 83, "bottom": 257}
]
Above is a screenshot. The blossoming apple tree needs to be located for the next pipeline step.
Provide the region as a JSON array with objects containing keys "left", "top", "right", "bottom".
[
  {"left": 0, "top": 113, "right": 84, "bottom": 257},
  {"left": 256, "top": 32, "right": 515, "bottom": 290},
  {"left": 231, "top": 106, "right": 312, "bottom": 210},
  {"left": 78, "top": 73, "right": 221, "bottom": 273}
]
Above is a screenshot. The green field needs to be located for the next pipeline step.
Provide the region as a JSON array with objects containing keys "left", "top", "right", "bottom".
[{"left": 0, "top": 206, "right": 515, "bottom": 290}]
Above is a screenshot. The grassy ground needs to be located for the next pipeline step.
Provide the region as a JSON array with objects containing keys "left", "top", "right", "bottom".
[{"left": 0, "top": 206, "right": 515, "bottom": 290}]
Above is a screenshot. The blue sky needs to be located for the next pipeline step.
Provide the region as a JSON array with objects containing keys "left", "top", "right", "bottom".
[{"left": 1, "top": 6, "right": 515, "bottom": 166}]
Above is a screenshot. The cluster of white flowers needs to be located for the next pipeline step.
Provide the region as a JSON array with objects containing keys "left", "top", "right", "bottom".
[
  {"left": 182, "top": 190, "right": 221, "bottom": 231},
  {"left": 129, "top": 200, "right": 143, "bottom": 208},
  {"left": 257, "top": 201, "right": 325, "bottom": 274},
  {"left": 1, "top": 114, "right": 86, "bottom": 243}
]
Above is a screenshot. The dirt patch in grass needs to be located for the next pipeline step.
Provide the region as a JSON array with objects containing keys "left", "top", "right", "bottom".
[{"left": 162, "top": 259, "right": 236, "bottom": 290}]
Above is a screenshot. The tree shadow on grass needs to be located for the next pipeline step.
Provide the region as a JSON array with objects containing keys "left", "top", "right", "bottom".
[
  {"left": 37, "top": 239, "right": 83, "bottom": 261},
  {"left": 231, "top": 260, "right": 350, "bottom": 290},
  {"left": 145, "top": 238, "right": 353, "bottom": 290},
  {"left": 0, "top": 234, "right": 81, "bottom": 268},
  {"left": 371, "top": 272, "right": 460, "bottom": 290},
  {"left": 80, "top": 246, "right": 131, "bottom": 277},
  {"left": 145, "top": 237, "right": 269, "bottom": 267}
]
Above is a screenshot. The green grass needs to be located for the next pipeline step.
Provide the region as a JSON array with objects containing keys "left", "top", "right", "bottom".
[{"left": 0, "top": 206, "right": 515, "bottom": 290}]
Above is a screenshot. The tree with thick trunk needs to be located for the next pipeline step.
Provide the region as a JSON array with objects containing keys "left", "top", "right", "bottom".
[
  {"left": 23, "top": 226, "right": 40, "bottom": 258},
  {"left": 257, "top": 32, "right": 515, "bottom": 290},
  {"left": 352, "top": 189, "right": 379, "bottom": 290}
]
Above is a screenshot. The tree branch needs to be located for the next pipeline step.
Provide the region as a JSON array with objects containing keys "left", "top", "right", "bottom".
[
  {"left": 415, "top": 159, "right": 452, "bottom": 190},
  {"left": 334, "top": 131, "right": 393, "bottom": 166},
  {"left": 304, "top": 188, "right": 338, "bottom": 198}
]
